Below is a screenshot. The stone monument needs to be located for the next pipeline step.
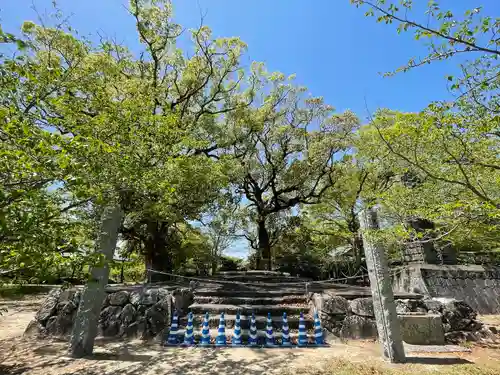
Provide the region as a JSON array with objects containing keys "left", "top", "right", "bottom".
[{"left": 393, "top": 219, "right": 500, "bottom": 314}]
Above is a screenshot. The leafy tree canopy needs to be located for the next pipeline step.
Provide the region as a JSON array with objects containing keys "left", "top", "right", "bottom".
[{"left": 0, "top": 0, "right": 259, "bottom": 274}]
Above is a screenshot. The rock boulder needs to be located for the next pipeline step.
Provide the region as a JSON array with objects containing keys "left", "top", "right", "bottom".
[
  {"left": 35, "top": 289, "right": 61, "bottom": 322},
  {"left": 99, "top": 305, "right": 123, "bottom": 337},
  {"left": 172, "top": 288, "right": 194, "bottom": 315},
  {"left": 340, "top": 315, "right": 378, "bottom": 339},
  {"left": 395, "top": 299, "right": 412, "bottom": 314},
  {"left": 24, "top": 320, "right": 44, "bottom": 337},
  {"left": 422, "top": 298, "right": 443, "bottom": 313},
  {"left": 145, "top": 304, "right": 168, "bottom": 338},
  {"left": 310, "top": 293, "right": 349, "bottom": 333},
  {"left": 130, "top": 288, "right": 169, "bottom": 306},
  {"left": 120, "top": 303, "right": 136, "bottom": 326},
  {"left": 350, "top": 298, "right": 374, "bottom": 317},
  {"left": 398, "top": 314, "right": 445, "bottom": 345},
  {"left": 108, "top": 291, "right": 130, "bottom": 306},
  {"left": 442, "top": 300, "right": 477, "bottom": 331}
]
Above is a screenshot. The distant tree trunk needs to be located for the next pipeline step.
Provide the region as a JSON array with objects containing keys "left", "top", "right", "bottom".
[
  {"left": 120, "top": 259, "right": 125, "bottom": 284},
  {"left": 143, "top": 221, "right": 173, "bottom": 282},
  {"left": 70, "top": 204, "right": 123, "bottom": 358},
  {"left": 257, "top": 219, "right": 271, "bottom": 270},
  {"left": 211, "top": 237, "right": 220, "bottom": 275},
  {"left": 211, "top": 254, "right": 218, "bottom": 276},
  {"left": 352, "top": 233, "right": 363, "bottom": 268},
  {"left": 348, "top": 216, "right": 363, "bottom": 278}
]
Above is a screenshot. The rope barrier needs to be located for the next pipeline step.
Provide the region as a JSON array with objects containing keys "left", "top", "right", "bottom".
[
  {"left": 145, "top": 268, "right": 399, "bottom": 298},
  {"left": 146, "top": 266, "right": 422, "bottom": 304},
  {"left": 146, "top": 267, "right": 407, "bottom": 297},
  {"left": 147, "top": 267, "right": 407, "bottom": 281},
  {"left": 146, "top": 268, "right": 371, "bottom": 285}
]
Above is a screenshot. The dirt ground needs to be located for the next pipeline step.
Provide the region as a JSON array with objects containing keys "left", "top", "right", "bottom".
[
  {"left": 0, "top": 295, "right": 45, "bottom": 341},
  {"left": 479, "top": 315, "right": 500, "bottom": 327},
  {"left": 1, "top": 296, "right": 499, "bottom": 375}
]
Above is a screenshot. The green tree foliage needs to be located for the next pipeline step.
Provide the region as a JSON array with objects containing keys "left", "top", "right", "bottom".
[
  {"left": 358, "top": 110, "right": 500, "bottom": 253},
  {"left": 0, "top": 0, "right": 258, "bottom": 276},
  {"left": 351, "top": 0, "right": 499, "bottom": 111},
  {"left": 303, "top": 160, "right": 374, "bottom": 267},
  {"left": 272, "top": 216, "right": 326, "bottom": 279},
  {"left": 199, "top": 200, "right": 238, "bottom": 275},
  {"left": 2, "top": 0, "right": 498, "bottom": 284},
  {"left": 219, "top": 255, "right": 244, "bottom": 271},
  {"left": 352, "top": 1, "right": 499, "bottom": 257},
  {"left": 231, "top": 72, "right": 359, "bottom": 269},
  {"left": 110, "top": 253, "right": 145, "bottom": 284}
]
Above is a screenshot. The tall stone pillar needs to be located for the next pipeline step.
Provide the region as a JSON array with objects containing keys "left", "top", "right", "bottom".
[
  {"left": 358, "top": 207, "right": 406, "bottom": 363},
  {"left": 70, "top": 204, "right": 123, "bottom": 357}
]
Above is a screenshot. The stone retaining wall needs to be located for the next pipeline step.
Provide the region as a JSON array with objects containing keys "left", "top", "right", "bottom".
[
  {"left": 26, "top": 283, "right": 497, "bottom": 345},
  {"left": 310, "top": 292, "right": 495, "bottom": 344},
  {"left": 392, "top": 264, "right": 500, "bottom": 314},
  {"left": 25, "top": 286, "right": 193, "bottom": 340}
]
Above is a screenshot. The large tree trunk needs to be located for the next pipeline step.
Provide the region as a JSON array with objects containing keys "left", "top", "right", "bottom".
[
  {"left": 70, "top": 204, "right": 123, "bottom": 358},
  {"left": 144, "top": 221, "right": 173, "bottom": 282},
  {"left": 120, "top": 259, "right": 125, "bottom": 284},
  {"left": 349, "top": 216, "right": 363, "bottom": 282},
  {"left": 211, "top": 254, "right": 218, "bottom": 276},
  {"left": 352, "top": 233, "right": 363, "bottom": 268},
  {"left": 257, "top": 219, "right": 272, "bottom": 270},
  {"left": 211, "top": 239, "right": 220, "bottom": 275}
]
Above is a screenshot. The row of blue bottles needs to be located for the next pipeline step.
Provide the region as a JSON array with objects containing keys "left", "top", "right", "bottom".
[{"left": 165, "top": 310, "right": 324, "bottom": 346}]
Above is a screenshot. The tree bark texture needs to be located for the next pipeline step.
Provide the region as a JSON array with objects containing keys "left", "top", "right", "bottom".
[
  {"left": 144, "top": 221, "right": 174, "bottom": 282},
  {"left": 257, "top": 219, "right": 271, "bottom": 270}
]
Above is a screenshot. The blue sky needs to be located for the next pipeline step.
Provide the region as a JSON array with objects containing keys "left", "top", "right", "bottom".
[{"left": 2, "top": 0, "right": 498, "bottom": 258}]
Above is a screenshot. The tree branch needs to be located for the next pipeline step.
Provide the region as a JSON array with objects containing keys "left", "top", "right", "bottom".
[{"left": 358, "top": 0, "right": 500, "bottom": 56}]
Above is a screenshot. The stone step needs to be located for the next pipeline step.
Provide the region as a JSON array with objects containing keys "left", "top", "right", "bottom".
[
  {"left": 195, "top": 283, "right": 422, "bottom": 296},
  {"left": 218, "top": 271, "right": 291, "bottom": 277},
  {"left": 195, "top": 287, "right": 419, "bottom": 299},
  {"left": 216, "top": 278, "right": 309, "bottom": 284},
  {"left": 217, "top": 275, "right": 311, "bottom": 283},
  {"left": 193, "top": 295, "right": 308, "bottom": 305},
  {"left": 201, "top": 282, "right": 310, "bottom": 289},
  {"left": 189, "top": 303, "right": 307, "bottom": 316},
  {"left": 179, "top": 314, "right": 314, "bottom": 330},
  {"left": 194, "top": 289, "right": 307, "bottom": 297}
]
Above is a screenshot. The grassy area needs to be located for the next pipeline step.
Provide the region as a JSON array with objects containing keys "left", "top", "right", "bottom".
[
  {"left": 287, "top": 358, "right": 500, "bottom": 375},
  {"left": 0, "top": 284, "right": 54, "bottom": 299}
]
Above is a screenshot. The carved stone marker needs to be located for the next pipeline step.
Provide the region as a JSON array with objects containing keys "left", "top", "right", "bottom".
[
  {"left": 70, "top": 204, "right": 123, "bottom": 357},
  {"left": 359, "top": 207, "right": 406, "bottom": 363}
]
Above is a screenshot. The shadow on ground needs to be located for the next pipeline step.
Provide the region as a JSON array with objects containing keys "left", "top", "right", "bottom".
[
  {"left": 405, "top": 357, "right": 472, "bottom": 365},
  {"left": 0, "top": 338, "right": 487, "bottom": 375},
  {"left": 1, "top": 340, "right": 303, "bottom": 375},
  {"left": 71, "top": 349, "right": 301, "bottom": 375}
]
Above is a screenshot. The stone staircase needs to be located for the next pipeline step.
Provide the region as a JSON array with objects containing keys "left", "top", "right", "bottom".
[
  {"left": 28, "top": 270, "right": 437, "bottom": 344},
  {"left": 179, "top": 271, "right": 313, "bottom": 342}
]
